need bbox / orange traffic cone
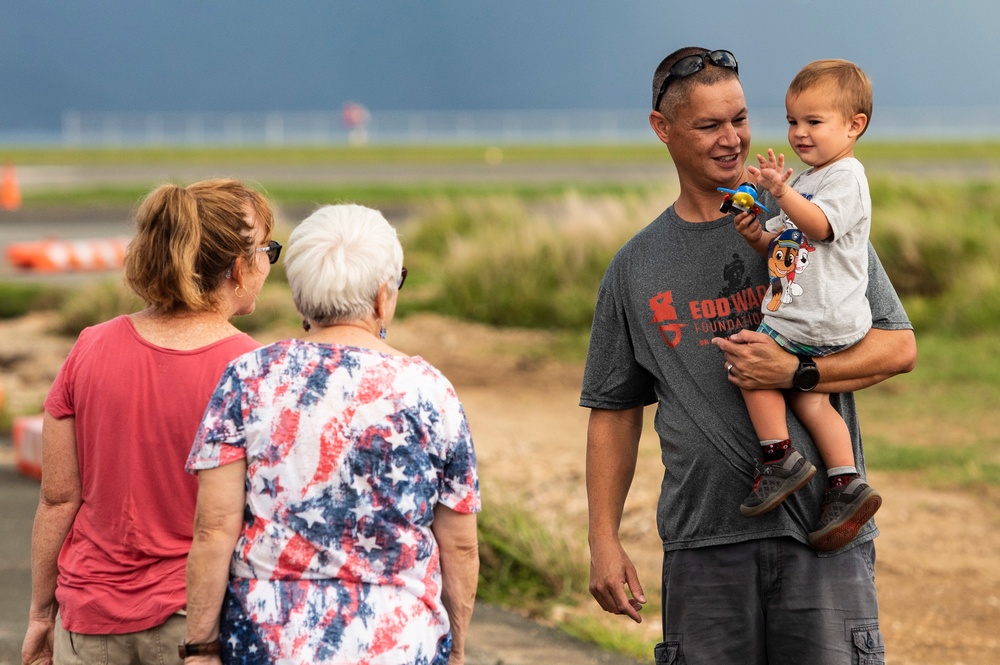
[1,163,22,211]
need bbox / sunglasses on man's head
[653,49,739,111]
[255,240,282,264]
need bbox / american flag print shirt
[187,340,481,664]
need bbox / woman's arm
[22,413,82,665]
[183,461,246,664]
[432,505,479,665]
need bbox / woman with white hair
[181,204,481,665]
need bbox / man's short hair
[652,47,741,119]
[788,59,873,137]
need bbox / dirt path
[2,312,999,663]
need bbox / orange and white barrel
[13,414,44,481]
[6,237,130,272]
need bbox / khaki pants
[54,611,186,665]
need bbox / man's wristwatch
[792,354,820,392]
[178,641,221,658]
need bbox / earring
[302,320,311,332]
[379,324,387,339]
[235,285,247,298]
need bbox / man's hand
[588,538,646,623]
[748,148,793,199]
[712,330,796,390]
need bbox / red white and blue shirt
[187,340,481,665]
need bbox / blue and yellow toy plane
[718,182,769,216]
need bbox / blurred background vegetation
[1,142,998,659]
[5,168,998,339]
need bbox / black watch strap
[793,354,819,392]
[178,641,221,658]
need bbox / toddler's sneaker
[740,447,817,517]
[808,477,882,551]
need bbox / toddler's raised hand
[747,148,794,198]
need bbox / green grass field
[5,140,1000,164]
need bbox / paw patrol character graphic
[783,235,815,304]
[764,228,806,312]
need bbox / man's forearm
[815,327,916,393]
[714,327,915,394]
[586,407,643,543]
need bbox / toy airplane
[718,182,769,216]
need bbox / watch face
[795,365,820,391]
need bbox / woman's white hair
[284,204,403,325]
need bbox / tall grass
[392,178,1000,336]
[476,500,589,611]
[858,331,1000,486]
[0,282,66,319]
[869,178,1000,334]
[476,499,654,661]
[49,278,298,337]
[398,192,664,328]
[10,177,999,338]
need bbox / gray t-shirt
[579,194,912,552]
[764,158,872,346]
